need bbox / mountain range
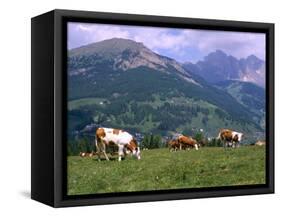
[67,38,265,142]
[69,38,197,84]
[183,50,265,88]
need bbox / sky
[68,22,265,63]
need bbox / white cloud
[68,23,130,49]
[68,22,266,62]
[183,29,266,60]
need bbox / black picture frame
[31,9,274,207]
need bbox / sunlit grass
[67,146,265,195]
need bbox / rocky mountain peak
[68,38,198,85]
[184,50,265,88]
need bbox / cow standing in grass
[168,135,199,151]
[95,127,141,161]
[177,135,199,150]
[168,139,180,152]
[255,140,266,146]
[79,151,95,157]
[217,129,243,148]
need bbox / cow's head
[133,147,141,160]
[127,139,141,160]
[194,141,200,150]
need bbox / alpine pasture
[67,146,265,195]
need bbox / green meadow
[67,146,266,195]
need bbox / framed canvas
[31,9,274,207]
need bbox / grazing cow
[177,135,199,150]
[217,129,243,148]
[79,152,86,157]
[255,140,266,146]
[95,127,141,161]
[79,151,95,157]
[168,139,180,152]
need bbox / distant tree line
[141,134,165,149]
[68,137,94,156]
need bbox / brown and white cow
[95,127,141,161]
[255,140,266,146]
[217,129,243,148]
[177,135,199,150]
[168,135,199,151]
[79,151,95,157]
[168,139,180,152]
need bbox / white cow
[217,129,243,148]
[95,127,141,161]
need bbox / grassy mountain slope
[68,66,262,140]
[215,80,265,128]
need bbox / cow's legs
[118,145,124,162]
[96,138,110,161]
[103,151,110,161]
[96,148,101,161]
[233,142,238,148]
[224,140,228,149]
[101,143,110,161]
[95,138,102,161]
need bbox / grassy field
[67,146,265,195]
